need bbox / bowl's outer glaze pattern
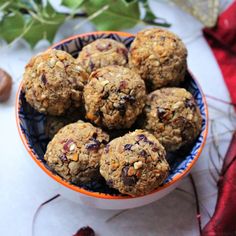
[17,32,207,196]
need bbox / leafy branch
[0,0,170,47]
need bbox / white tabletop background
[0,1,235,235]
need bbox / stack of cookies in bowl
[20,28,203,198]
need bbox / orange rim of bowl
[16,31,209,200]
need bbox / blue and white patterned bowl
[16,31,208,209]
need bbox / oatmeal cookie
[76,39,128,73]
[84,65,146,129]
[129,28,187,89]
[44,120,109,184]
[143,88,202,151]
[23,49,88,115]
[100,130,169,196]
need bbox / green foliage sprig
[0,0,170,47]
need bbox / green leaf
[139,0,156,21]
[61,0,84,9]
[23,2,66,47]
[0,0,15,6]
[84,0,140,31]
[0,12,25,43]
[139,0,171,27]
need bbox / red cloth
[202,3,236,235]
[203,1,236,105]
[202,132,236,235]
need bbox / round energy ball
[84,65,146,129]
[23,49,88,116]
[76,39,128,73]
[129,28,187,89]
[143,88,202,152]
[100,130,169,196]
[44,120,109,184]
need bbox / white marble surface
[0,1,235,236]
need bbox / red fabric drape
[202,132,236,235]
[203,1,236,106]
[202,2,236,235]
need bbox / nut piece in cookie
[84,65,146,129]
[76,39,128,74]
[44,120,109,184]
[23,49,88,116]
[143,87,202,151]
[100,130,169,196]
[129,28,187,90]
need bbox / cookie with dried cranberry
[76,39,128,73]
[84,65,146,129]
[44,120,109,184]
[23,49,88,116]
[129,28,187,89]
[143,88,202,152]
[100,130,169,196]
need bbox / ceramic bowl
[16,31,208,209]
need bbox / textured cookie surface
[84,65,146,129]
[143,88,202,151]
[100,130,169,196]
[129,28,187,89]
[23,49,88,115]
[77,39,128,74]
[44,121,109,184]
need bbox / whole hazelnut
[0,69,12,102]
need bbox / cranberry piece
[89,60,95,71]
[41,74,47,85]
[139,150,148,157]
[86,139,101,151]
[137,134,154,145]
[73,226,95,236]
[156,107,167,122]
[92,132,98,139]
[121,166,137,186]
[101,139,108,145]
[59,154,68,162]
[124,144,133,151]
[94,110,103,117]
[119,80,128,90]
[104,144,110,153]
[63,139,74,152]
[117,103,126,116]
[101,91,109,99]
[152,146,159,152]
[137,134,148,142]
[184,98,196,110]
[121,95,136,104]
